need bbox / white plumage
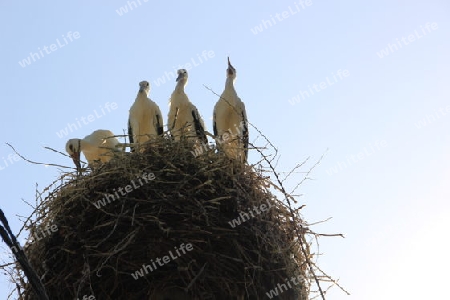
[128,80,163,151]
[65,129,120,172]
[213,57,249,163]
[168,69,207,144]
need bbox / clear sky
[0,1,449,299]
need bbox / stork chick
[168,69,207,144]
[65,129,120,173]
[128,80,164,152]
[213,57,249,163]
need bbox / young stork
[213,57,249,163]
[128,80,164,152]
[168,69,207,144]
[65,129,120,173]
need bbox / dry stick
[0,262,15,268]
[307,217,333,227]
[281,158,311,183]
[186,262,208,291]
[249,143,327,299]
[254,142,349,297]
[0,209,49,300]
[311,262,350,295]
[43,146,68,157]
[17,174,67,238]
[290,150,327,195]
[6,143,73,170]
[314,233,345,238]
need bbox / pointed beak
[70,152,82,174]
[227,57,235,76]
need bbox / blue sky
[0,0,449,299]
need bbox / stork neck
[137,90,148,100]
[225,77,235,90]
[174,81,186,93]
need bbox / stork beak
[71,152,82,174]
[227,57,233,69]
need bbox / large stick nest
[17,138,311,299]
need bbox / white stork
[213,57,249,163]
[128,80,164,152]
[168,69,207,144]
[65,129,120,173]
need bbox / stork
[65,129,120,173]
[213,57,249,163]
[168,69,207,144]
[128,80,164,152]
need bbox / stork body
[213,58,248,163]
[128,81,164,152]
[65,129,120,172]
[168,69,207,144]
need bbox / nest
[16,138,311,299]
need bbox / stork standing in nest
[128,80,164,152]
[213,57,249,163]
[65,129,120,173]
[168,69,207,144]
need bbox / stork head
[65,139,82,173]
[176,69,188,84]
[138,81,150,95]
[227,57,236,80]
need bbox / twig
[186,262,208,291]
[289,150,326,195]
[249,141,328,300]
[281,158,310,183]
[6,143,72,170]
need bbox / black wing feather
[128,119,135,152]
[192,110,207,144]
[155,114,163,136]
[213,112,218,137]
[241,111,249,162]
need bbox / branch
[6,143,73,170]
